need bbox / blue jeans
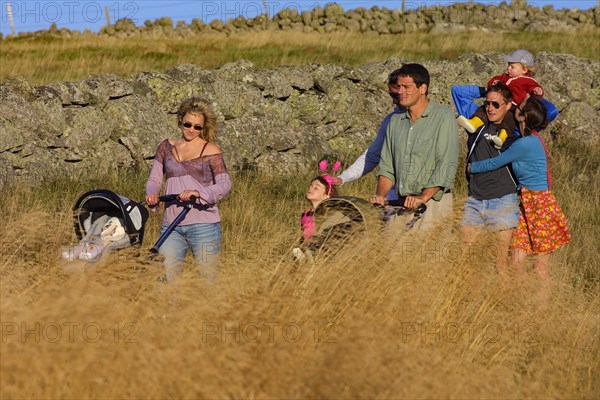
[462,193,519,231]
[158,222,221,282]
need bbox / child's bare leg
[532,253,552,303]
[532,253,551,278]
[511,247,529,277]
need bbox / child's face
[306,180,330,203]
[507,62,528,78]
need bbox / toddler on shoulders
[457,49,544,149]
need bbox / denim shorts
[158,222,221,282]
[461,193,519,231]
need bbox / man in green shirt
[370,63,459,231]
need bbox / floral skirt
[512,187,571,254]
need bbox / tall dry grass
[1,135,599,398]
[1,26,599,397]
[2,29,599,85]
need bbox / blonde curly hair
[523,64,537,77]
[176,97,218,142]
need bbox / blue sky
[0,1,595,36]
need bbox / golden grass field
[1,29,600,399]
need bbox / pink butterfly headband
[318,158,341,195]
[319,159,342,174]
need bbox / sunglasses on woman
[179,121,204,131]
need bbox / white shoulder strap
[466,126,486,162]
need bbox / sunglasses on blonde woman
[179,121,204,131]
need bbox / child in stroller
[300,175,338,241]
[61,189,149,263]
[294,175,427,262]
[293,175,338,261]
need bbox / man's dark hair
[486,82,513,104]
[388,63,430,93]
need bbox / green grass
[2,29,598,85]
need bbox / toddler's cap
[503,49,534,67]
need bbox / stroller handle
[385,197,427,215]
[143,194,197,206]
[157,194,179,203]
[147,194,197,256]
[157,194,198,203]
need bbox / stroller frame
[147,194,196,255]
[303,196,427,259]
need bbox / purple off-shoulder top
[145,140,232,226]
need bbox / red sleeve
[487,73,509,89]
[528,79,544,98]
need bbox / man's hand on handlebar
[403,195,425,209]
[383,196,428,218]
[369,194,386,206]
[380,196,426,211]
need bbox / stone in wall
[0,54,598,188]
[3,3,598,40]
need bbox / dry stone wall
[0,53,598,187]
[1,2,598,40]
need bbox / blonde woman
[146,97,231,282]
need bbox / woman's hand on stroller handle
[178,190,200,203]
[145,193,198,206]
[144,193,160,207]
